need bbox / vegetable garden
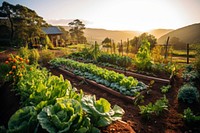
[0,44,200,133]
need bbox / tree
[0,1,48,46]
[169,37,186,50]
[68,19,87,44]
[102,37,111,53]
[130,33,157,52]
[58,26,70,46]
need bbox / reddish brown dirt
[1,49,200,133]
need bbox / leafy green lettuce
[8,106,38,133]
[81,95,125,127]
[37,99,98,133]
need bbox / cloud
[45,19,92,26]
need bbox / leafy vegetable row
[50,58,147,97]
[97,53,133,68]
[2,54,124,133]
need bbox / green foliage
[0,63,10,82]
[97,53,133,68]
[183,108,200,123]
[81,95,124,127]
[45,35,54,49]
[18,47,40,64]
[50,58,147,97]
[38,99,94,133]
[68,19,87,44]
[90,42,101,61]
[178,84,200,104]
[130,33,157,51]
[139,96,168,119]
[152,62,177,77]
[151,45,164,63]
[18,47,30,58]
[194,43,200,73]
[160,85,171,93]
[4,54,124,132]
[182,65,199,83]
[0,1,48,46]
[29,49,40,64]
[8,106,38,133]
[39,49,55,65]
[134,39,153,70]
[17,67,77,107]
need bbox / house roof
[42,26,62,35]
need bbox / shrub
[0,63,10,83]
[29,49,40,64]
[134,39,153,71]
[183,107,200,123]
[45,35,54,49]
[18,47,30,58]
[39,49,55,65]
[139,95,168,119]
[194,44,200,73]
[178,84,200,104]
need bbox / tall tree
[130,33,157,52]
[102,37,111,53]
[58,26,70,46]
[68,19,87,44]
[0,1,48,46]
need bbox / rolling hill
[148,29,173,39]
[62,26,140,43]
[62,26,172,44]
[158,23,200,45]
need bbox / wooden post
[187,43,189,64]
[127,38,129,55]
[165,37,170,59]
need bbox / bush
[183,107,200,124]
[194,44,200,73]
[178,84,200,104]
[139,95,168,119]
[39,49,55,65]
[18,47,30,58]
[0,63,10,83]
[29,49,40,64]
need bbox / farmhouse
[42,26,63,47]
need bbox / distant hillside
[62,26,140,44]
[158,23,200,45]
[84,28,142,43]
[148,29,173,39]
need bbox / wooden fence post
[165,37,170,59]
[126,38,129,55]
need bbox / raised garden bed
[68,58,171,84]
[58,67,148,103]
[49,58,148,98]
[100,66,171,84]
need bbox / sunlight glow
[4,0,200,31]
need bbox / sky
[1,0,200,31]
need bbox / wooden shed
[42,26,63,47]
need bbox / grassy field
[172,49,196,57]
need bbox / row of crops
[49,58,147,97]
[0,55,124,133]
[68,50,177,79]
